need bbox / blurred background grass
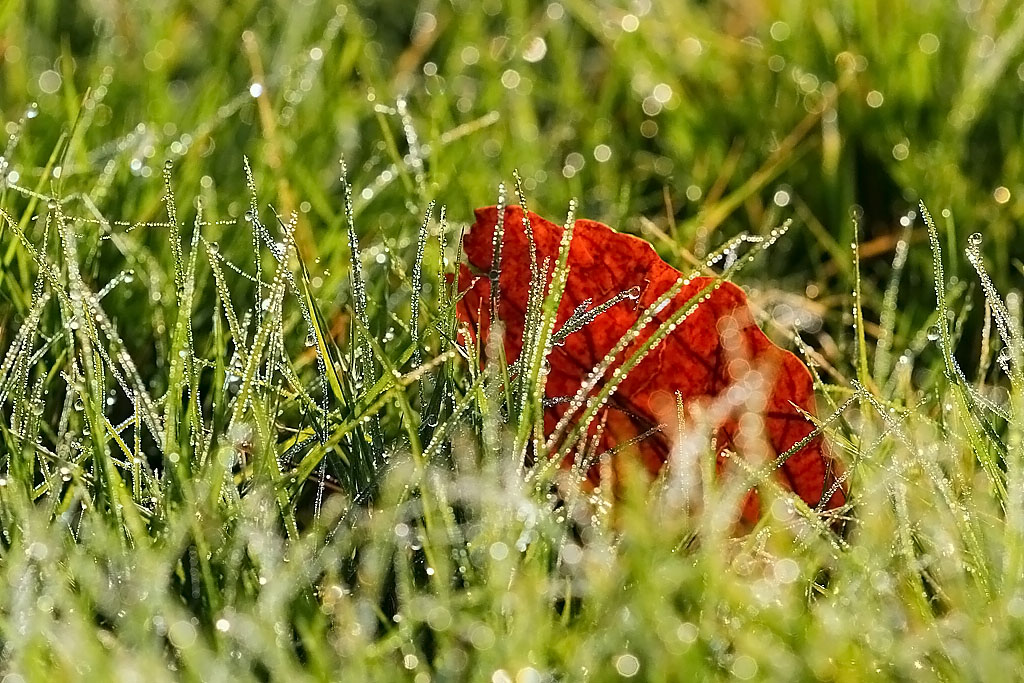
[4,0,1023,364]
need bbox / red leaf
[455,206,845,521]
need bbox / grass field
[2,0,1024,680]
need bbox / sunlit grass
[2,1,1024,680]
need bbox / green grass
[2,0,1024,680]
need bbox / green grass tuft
[2,1,1024,680]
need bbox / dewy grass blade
[410,200,435,415]
[298,258,348,411]
[874,220,911,382]
[410,202,435,366]
[509,172,563,464]
[922,202,1007,506]
[162,184,203,465]
[489,183,507,320]
[227,267,284,467]
[162,159,184,301]
[339,157,383,463]
[850,216,872,393]
[263,205,335,442]
[244,156,264,317]
[966,231,1024,389]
